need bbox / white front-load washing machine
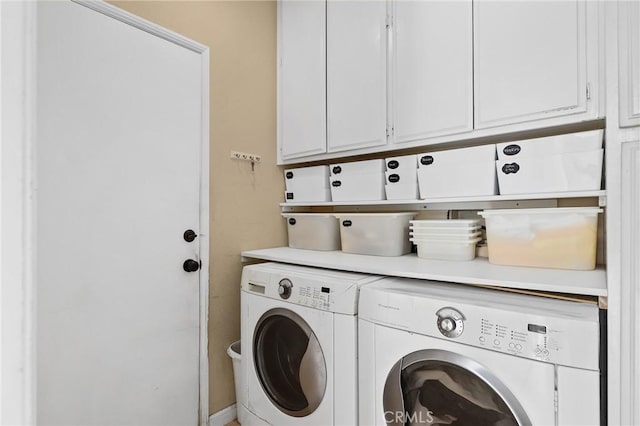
[358,277,603,426]
[239,262,382,425]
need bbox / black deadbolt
[184,229,197,242]
[183,259,200,272]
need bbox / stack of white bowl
[409,219,482,261]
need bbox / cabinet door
[619,1,640,127]
[327,1,387,153]
[474,1,591,129]
[278,0,326,160]
[391,0,473,145]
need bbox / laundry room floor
[224,420,240,426]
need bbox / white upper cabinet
[474,1,598,129]
[391,0,473,145]
[327,1,387,153]
[619,1,640,127]
[278,0,327,161]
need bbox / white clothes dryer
[358,277,603,426]
[239,262,382,425]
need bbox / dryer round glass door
[253,308,327,417]
[383,349,531,426]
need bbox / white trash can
[226,340,245,422]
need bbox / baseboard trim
[208,404,237,426]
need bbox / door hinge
[553,389,559,413]
[586,82,592,100]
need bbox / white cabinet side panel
[619,1,640,127]
[278,0,327,160]
[327,0,387,153]
[391,0,472,144]
[620,141,640,426]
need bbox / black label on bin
[342,220,352,227]
[286,192,294,200]
[501,163,520,174]
[331,180,342,187]
[332,166,342,174]
[387,160,399,169]
[288,218,296,225]
[503,144,521,156]
[388,174,400,183]
[285,171,294,179]
[420,155,434,165]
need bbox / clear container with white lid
[282,213,340,251]
[410,219,482,228]
[410,231,482,241]
[333,212,417,256]
[479,207,602,270]
[412,238,481,261]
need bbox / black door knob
[183,229,197,242]
[183,259,200,272]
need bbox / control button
[535,347,542,355]
[493,339,501,346]
[436,307,466,338]
[516,344,522,350]
[278,278,293,300]
[542,349,549,356]
[441,318,455,332]
[479,336,485,343]
[509,342,515,349]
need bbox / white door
[474,0,590,129]
[391,0,473,145]
[278,0,327,161]
[36,2,206,425]
[327,1,387,153]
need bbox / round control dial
[278,278,293,299]
[436,307,465,338]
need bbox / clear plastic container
[282,214,341,251]
[409,227,481,236]
[410,231,482,241]
[479,207,602,270]
[413,238,481,261]
[333,213,417,256]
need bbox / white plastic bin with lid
[479,207,602,270]
[496,149,603,195]
[417,145,497,198]
[410,219,481,229]
[333,213,417,256]
[283,165,331,203]
[411,238,481,261]
[496,129,603,160]
[226,341,245,424]
[282,213,341,250]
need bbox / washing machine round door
[383,349,531,426]
[253,308,327,417]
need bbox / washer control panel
[436,307,465,338]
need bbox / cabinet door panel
[327,1,387,153]
[474,1,588,129]
[392,0,472,144]
[619,1,640,127]
[278,0,326,160]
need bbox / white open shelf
[280,190,606,211]
[241,247,607,297]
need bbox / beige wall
[110,0,285,414]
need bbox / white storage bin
[386,154,417,173]
[330,159,385,176]
[282,214,340,251]
[496,129,603,160]
[496,149,603,195]
[283,165,331,203]
[479,207,602,270]
[385,169,418,200]
[385,184,419,200]
[333,213,417,256]
[410,219,481,229]
[417,144,496,168]
[412,238,481,261]
[418,160,497,198]
[410,231,482,241]
[330,171,386,202]
[284,188,332,203]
